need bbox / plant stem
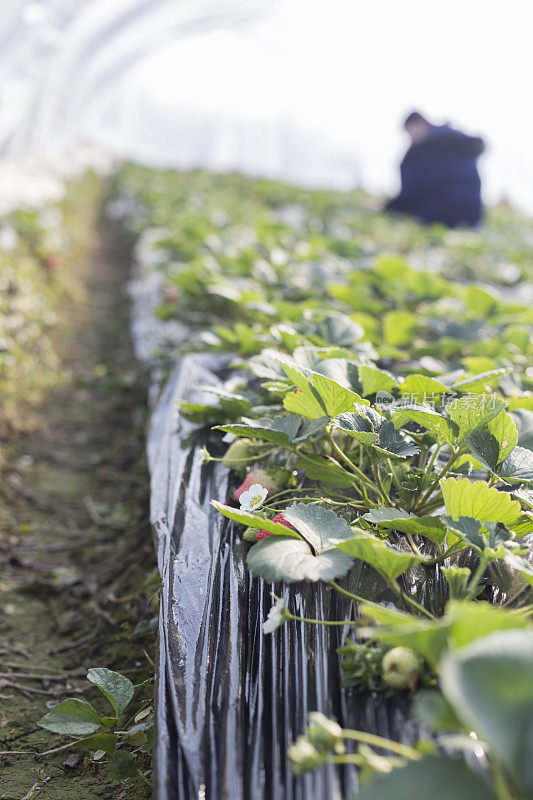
[0,734,109,758]
[211,446,277,464]
[465,553,488,599]
[405,531,422,557]
[328,580,367,604]
[266,494,371,511]
[491,763,518,800]
[264,487,314,503]
[416,447,465,509]
[327,431,381,495]
[370,453,391,504]
[327,754,365,766]
[386,458,402,491]
[422,543,458,566]
[417,496,445,515]
[425,444,442,474]
[289,613,355,627]
[389,581,434,619]
[342,729,421,760]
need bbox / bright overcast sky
[89,0,533,210]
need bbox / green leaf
[364,508,447,546]
[332,409,379,446]
[281,363,325,418]
[440,630,533,797]
[334,408,418,459]
[399,374,449,403]
[246,537,354,583]
[38,699,102,736]
[446,395,506,442]
[504,554,533,587]
[313,372,367,416]
[414,691,464,733]
[368,616,451,668]
[314,312,365,346]
[466,428,500,471]
[282,502,356,553]
[450,367,508,393]
[466,406,519,470]
[76,733,117,753]
[212,501,302,538]
[373,253,410,279]
[445,600,529,650]
[441,516,513,556]
[337,534,421,582]
[383,311,418,346]
[217,415,301,445]
[179,392,252,424]
[511,486,533,508]
[217,414,329,447]
[508,397,533,413]
[282,362,367,419]
[292,416,331,443]
[373,421,419,460]
[107,752,139,780]
[358,601,413,627]
[355,755,498,800]
[358,364,397,396]
[485,410,518,462]
[440,478,522,527]
[365,599,528,668]
[510,513,533,537]
[294,453,355,488]
[394,405,458,446]
[87,668,134,716]
[247,348,287,380]
[499,446,533,483]
[463,284,498,315]
[125,715,154,735]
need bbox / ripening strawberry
[233,468,285,502]
[257,513,296,541]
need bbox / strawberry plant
[117,164,533,799]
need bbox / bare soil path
[0,177,155,800]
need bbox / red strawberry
[272,513,296,529]
[256,513,296,541]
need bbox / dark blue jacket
[386,125,485,227]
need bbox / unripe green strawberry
[222,438,257,473]
[243,526,259,542]
[381,647,419,691]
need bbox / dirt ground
[0,178,156,799]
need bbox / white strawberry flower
[263,597,290,634]
[239,483,268,512]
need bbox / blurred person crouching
[386,111,485,227]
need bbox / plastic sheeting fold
[147,353,418,800]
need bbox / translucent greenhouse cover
[1,1,533,209]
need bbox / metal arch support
[11,0,266,153]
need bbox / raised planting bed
[120,165,533,800]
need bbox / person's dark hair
[403,111,428,129]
